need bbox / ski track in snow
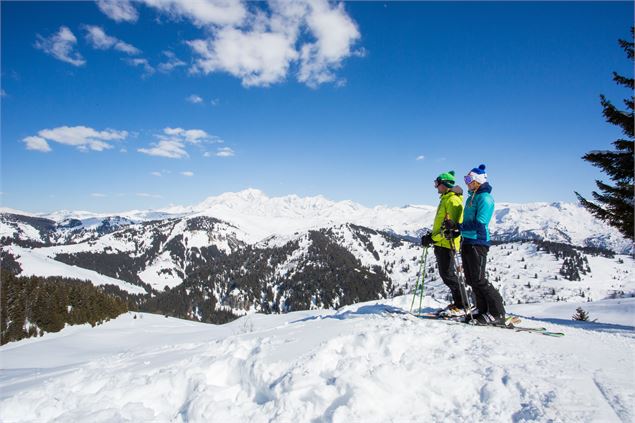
[1,296,634,423]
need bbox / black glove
[443,218,458,230]
[443,228,461,240]
[421,234,433,247]
[442,219,460,239]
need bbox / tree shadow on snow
[517,316,635,335]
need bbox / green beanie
[436,170,456,188]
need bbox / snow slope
[5,245,146,294]
[1,296,633,422]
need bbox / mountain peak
[237,188,268,199]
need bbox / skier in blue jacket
[445,164,506,325]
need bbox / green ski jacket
[431,190,464,250]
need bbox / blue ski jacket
[460,182,494,246]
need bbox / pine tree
[572,306,590,321]
[576,28,634,241]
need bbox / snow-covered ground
[2,296,633,422]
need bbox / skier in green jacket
[420,171,465,317]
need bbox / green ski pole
[409,246,429,314]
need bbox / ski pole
[417,246,429,315]
[409,245,428,314]
[442,214,474,322]
[448,236,474,322]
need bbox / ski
[508,326,565,337]
[411,313,564,337]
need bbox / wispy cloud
[138,127,222,159]
[157,51,186,73]
[210,98,220,106]
[91,193,107,198]
[125,58,155,77]
[214,147,235,157]
[416,155,425,161]
[96,0,138,23]
[138,140,188,159]
[136,193,163,199]
[84,25,141,55]
[186,94,203,104]
[22,126,128,153]
[181,171,194,177]
[151,171,162,177]
[35,26,85,67]
[1,89,7,97]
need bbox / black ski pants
[461,243,506,318]
[434,246,465,308]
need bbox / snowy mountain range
[1,189,633,322]
[2,188,631,252]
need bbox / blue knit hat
[466,164,487,184]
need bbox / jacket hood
[439,187,463,199]
[450,185,464,195]
[469,182,492,195]
[476,182,492,194]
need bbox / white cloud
[138,127,222,159]
[151,171,162,177]
[298,1,360,87]
[158,51,186,73]
[142,0,247,27]
[416,155,425,161]
[84,25,141,55]
[22,136,52,153]
[125,58,155,76]
[1,89,6,97]
[138,140,188,159]
[187,27,298,87]
[91,193,107,198]
[210,98,220,106]
[185,0,361,88]
[35,26,85,67]
[23,126,128,153]
[136,193,163,199]
[186,94,203,104]
[96,0,139,23]
[181,171,194,177]
[215,147,234,157]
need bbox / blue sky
[1,1,633,213]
